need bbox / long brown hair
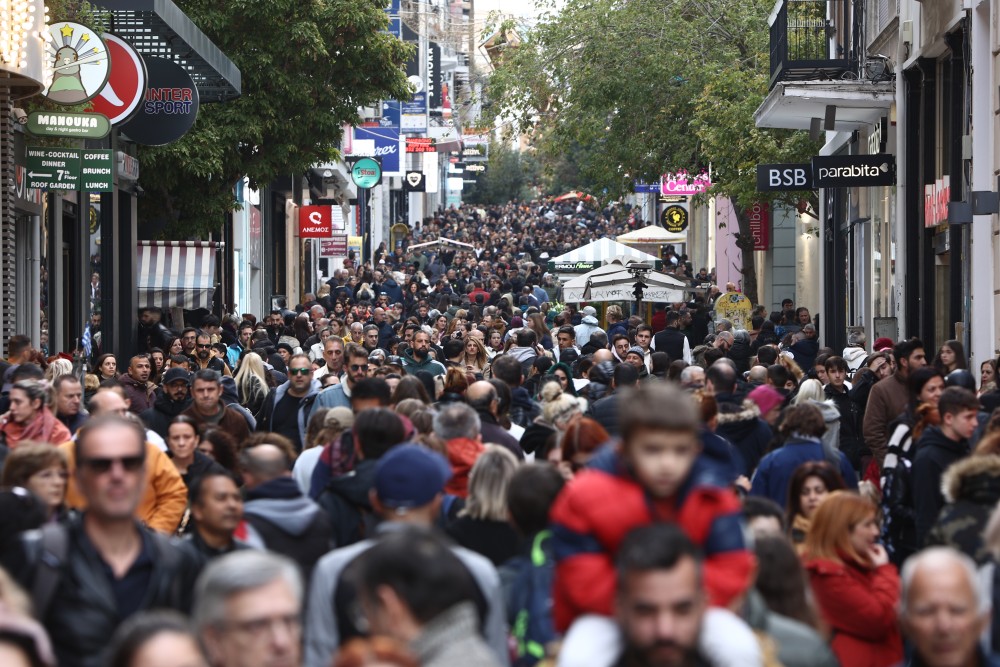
[785,461,847,528]
[804,491,877,567]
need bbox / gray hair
[679,366,704,384]
[433,403,481,440]
[193,550,302,630]
[716,318,733,332]
[899,547,989,617]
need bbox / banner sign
[661,171,712,196]
[320,235,348,257]
[427,41,442,108]
[119,56,199,146]
[811,154,895,187]
[299,206,333,237]
[406,137,436,153]
[634,182,660,193]
[88,33,148,126]
[756,163,813,191]
[379,100,400,129]
[749,202,770,250]
[924,176,951,228]
[352,126,399,174]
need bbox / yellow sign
[661,205,689,233]
[715,291,753,330]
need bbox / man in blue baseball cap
[303,444,510,667]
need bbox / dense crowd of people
[0,200,996,667]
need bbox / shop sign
[26,147,80,189]
[379,100,400,129]
[119,57,200,146]
[401,92,427,133]
[26,111,110,139]
[756,163,813,191]
[79,150,114,191]
[88,33,148,126]
[320,235,348,257]
[749,202,770,250]
[351,157,383,189]
[634,181,659,193]
[811,155,895,187]
[403,171,426,191]
[427,41,442,108]
[117,151,139,181]
[550,261,599,272]
[464,164,486,178]
[43,22,111,106]
[661,170,712,196]
[461,144,488,161]
[924,176,951,228]
[660,204,689,233]
[299,206,333,237]
[406,137,436,153]
[352,126,399,174]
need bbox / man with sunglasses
[13,416,198,667]
[193,333,232,377]
[257,354,322,453]
[310,344,372,415]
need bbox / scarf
[1,407,71,448]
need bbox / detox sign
[351,157,382,189]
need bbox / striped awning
[137,241,218,310]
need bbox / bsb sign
[756,156,895,190]
[756,164,813,191]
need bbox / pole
[359,187,369,264]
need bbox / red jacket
[805,557,902,667]
[445,437,484,498]
[549,453,753,631]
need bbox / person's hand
[734,475,751,492]
[870,543,889,567]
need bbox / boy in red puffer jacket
[550,382,754,632]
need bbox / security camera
[11,108,27,124]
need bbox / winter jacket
[400,349,447,376]
[413,602,502,667]
[180,402,251,448]
[9,517,199,667]
[175,450,226,489]
[842,346,869,374]
[446,516,522,567]
[728,339,753,376]
[478,411,525,460]
[508,386,541,429]
[519,419,557,456]
[445,437,486,498]
[378,277,403,304]
[715,396,773,477]
[315,459,378,547]
[788,339,819,373]
[573,316,604,348]
[863,372,910,464]
[550,451,753,631]
[507,346,538,377]
[912,426,970,546]
[243,476,335,582]
[825,383,866,469]
[741,589,839,667]
[652,326,691,365]
[588,393,622,437]
[118,372,155,413]
[805,557,902,667]
[750,436,858,508]
[500,530,556,667]
[139,391,191,439]
[880,412,920,565]
[255,379,321,452]
[927,455,1000,564]
[61,441,188,534]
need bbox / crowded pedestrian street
[3,0,1000,666]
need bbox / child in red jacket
[550,382,754,632]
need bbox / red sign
[320,235,349,257]
[749,202,770,251]
[406,137,436,153]
[298,206,333,238]
[87,34,147,126]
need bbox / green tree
[482,0,819,303]
[135,0,412,237]
[463,143,539,204]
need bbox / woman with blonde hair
[43,359,73,383]
[804,491,902,667]
[461,336,490,375]
[791,378,825,405]
[233,352,269,416]
[446,445,521,566]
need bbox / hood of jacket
[941,455,1000,504]
[507,346,537,363]
[118,373,150,392]
[715,399,766,441]
[271,378,321,404]
[842,346,868,368]
[244,477,322,536]
[401,349,440,369]
[580,315,598,326]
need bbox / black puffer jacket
[139,391,191,439]
[927,455,1000,564]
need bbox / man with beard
[265,309,285,345]
[193,333,232,377]
[180,327,199,358]
[140,367,193,439]
[118,354,156,413]
[401,330,446,377]
[180,470,250,566]
[182,370,250,445]
[310,344,373,414]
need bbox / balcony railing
[769,0,858,90]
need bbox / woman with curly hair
[461,336,490,375]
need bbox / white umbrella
[563,259,689,303]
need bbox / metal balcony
[769,0,857,90]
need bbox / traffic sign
[26,147,81,190]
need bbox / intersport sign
[811,155,895,188]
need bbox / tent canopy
[617,225,688,245]
[407,237,475,251]
[563,258,689,303]
[137,241,219,310]
[548,237,661,272]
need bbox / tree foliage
[134,0,412,237]
[463,144,540,204]
[482,0,819,303]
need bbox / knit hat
[873,337,894,352]
[748,385,784,416]
[626,346,645,359]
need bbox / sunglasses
[350,364,369,372]
[80,455,144,473]
[197,344,212,349]
[288,367,311,376]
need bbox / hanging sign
[351,157,383,189]
[756,163,814,191]
[299,206,333,238]
[811,155,896,187]
[119,57,199,146]
[88,33,149,126]
[43,22,111,105]
[661,171,712,196]
[660,205,689,233]
[26,111,110,139]
[749,202,770,250]
[403,171,426,191]
[320,236,349,257]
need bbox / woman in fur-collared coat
[926,454,1000,564]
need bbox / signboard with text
[811,154,895,188]
[298,206,333,238]
[661,171,712,196]
[320,235,348,257]
[26,147,113,191]
[756,163,813,191]
[748,202,770,250]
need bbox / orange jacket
[445,437,485,498]
[60,441,188,534]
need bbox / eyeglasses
[288,367,311,376]
[80,455,144,473]
[197,344,212,349]
[349,364,369,372]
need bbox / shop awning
[547,237,661,273]
[754,80,895,132]
[137,241,218,310]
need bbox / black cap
[162,368,191,385]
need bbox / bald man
[900,547,996,667]
[592,349,614,364]
[61,389,188,533]
[240,438,334,581]
[466,381,524,460]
